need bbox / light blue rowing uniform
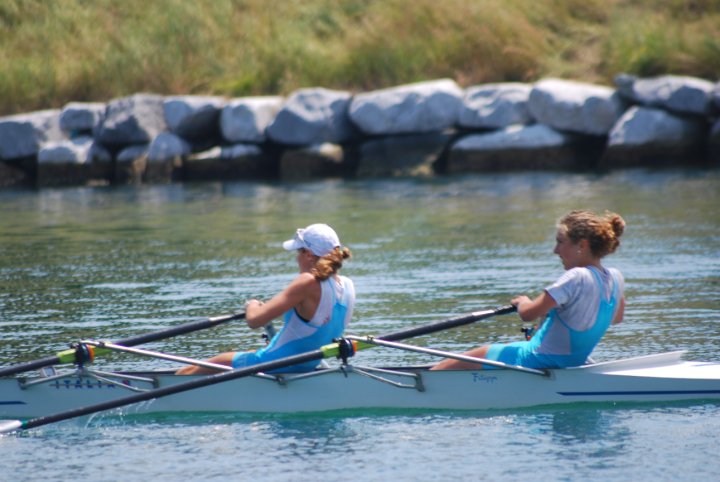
[232,275,355,373]
[486,266,623,369]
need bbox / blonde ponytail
[312,246,352,281]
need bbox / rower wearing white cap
[177,223,354,374]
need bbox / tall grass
[0,0,718,116]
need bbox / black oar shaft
[379,305,516,341]
[114,312,246,347]
[0,312,246,378]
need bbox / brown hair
[559,210,625,258]
[311,246,352,281]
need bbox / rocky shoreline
[0,74,718,188]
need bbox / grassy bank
[1,0,719,116]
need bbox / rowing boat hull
[2,352,719,418]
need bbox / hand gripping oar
[0,305,514,434]
[0,311,247,378]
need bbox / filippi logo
[471,373,498,384]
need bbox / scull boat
[2,348,720,419]
[1,306,719,432]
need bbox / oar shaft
[0,311,246,378]
[379,305,516,341]
[115,312,246,347]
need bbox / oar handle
[0,311,246,378]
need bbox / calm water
[1,170,719,481]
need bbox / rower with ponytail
[433,210,626,371]
[178,223,355,375]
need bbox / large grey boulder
[458,83,533,129]
[446,124,585,171]
[163,96,225,141]
[349,79,463,135]
[615,74,716,116]
[528,79,625,136]
[0,110,64,160]
[220,96,284,144]
[604,106,708,166]
[608,106,706,146]
[453,124,574,150]
[37,136,112,186]
[38,136,111,164]
[95,94,167,147]
[59,102,106,134]
[353,133,450,177]
[266,88,356,145]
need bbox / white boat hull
[2,352,719,419]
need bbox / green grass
[0,0,718,116]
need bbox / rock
[349,79,463,135]
[115,144,149,184]
[59,102,106,134]
[145,132,189,183]
[353,133,450,177]
[38,136,111,164]
[0,110,64,161]
[446,124,586,171]
[95,94,167,147]
[615,74,716,116]
[36,136,112,186]
[604,106,708,166]
[147,132,191,163]
[528,78,625,136]
[278,143,348,180]
[220,96,284,143]
[183,144,275,180]
[266,88,356,145]
[163,96,225,141]
[458,83,533,129]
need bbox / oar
[378,305,516,341]
[0,311,247,378]
[0,305,514,434]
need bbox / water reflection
[545,408,630,451]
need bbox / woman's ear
[579,238,590,254]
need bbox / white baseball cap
[282,223,341,257]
